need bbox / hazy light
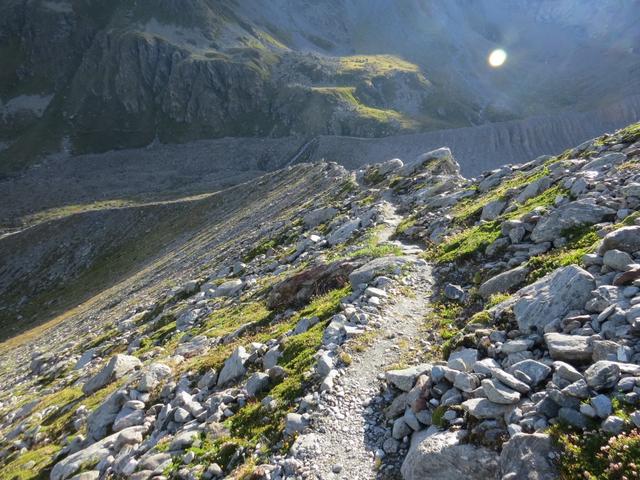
[488,49,507,67]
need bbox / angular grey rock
[315,352,334,378]
[531,200,615,243]
[583,152,627,170]
[444,283,465,301]
[490,368,530,393]
[544,333,592,363]
[328,219,361,246]
[481,199,506,221]
[479,266,529,299]
[602,415,626,434]
[213,279,244,297]
[245,372,271,397]
[473,358,501,375]
[513,266,594,332]
[392,417,413,439]
[170,430,201,450]
[86,390,128,441]
[462,398,514,419]
[515,175,552,204]
[499,433,558,480]
[349,256,408,288]
[262,347,282,370]
[51,427,143,480]
[481,378,520,404]
[562,379,590,400]
[453,371,479,392]
[603,249,634,271]
[509,360,551,386]
[217,346,250,386]
[285,413,308,435]
[138,363,172,392]
[386,364,432,392]
[591,394,613,418]
[113,407,144,431]
[584,361,621,391]
[376,158,404,176]
[401,429,498,480]
[553,361,584,382]
[447,348,478,372]
[558,407,589,429]
[303,207,339,228]
[83,354,141,395]
[400,147,458,176]
[599,226,640,254]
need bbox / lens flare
[488,49,507,68]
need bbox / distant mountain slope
[2,93,638,229]
[1,0,639,170]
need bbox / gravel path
[296,204,433,479]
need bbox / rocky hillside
[1,0,639,171]
[0,122,640,480]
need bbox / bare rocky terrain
[3,93,639,235]
[1,121,640,479]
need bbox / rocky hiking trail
[293,204,435,479]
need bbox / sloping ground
[2,93,638,231]
[0,162,349,342]
[1,122,640,480]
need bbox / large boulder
[400,147,460,177]
[513,266,595,332]
[499,433,559,480]
[401,429,498,480]
[530,200,616,243]
[267,261,358,310]
[82,354,141,395]
[599,226,640,254]
[349,256,408,288]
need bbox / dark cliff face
[1,0,639,169]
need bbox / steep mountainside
[1,0,639,171]
[0,121,639,479]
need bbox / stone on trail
[386,364,432,392]
[349,256,408,288]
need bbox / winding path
[295,203,433,479]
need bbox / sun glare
[488,48,507,68]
